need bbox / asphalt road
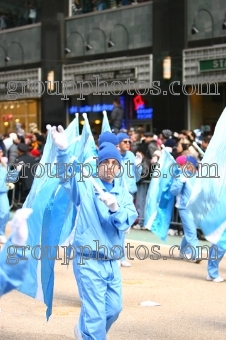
[0,228,225,339]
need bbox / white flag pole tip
[82,113,87,119]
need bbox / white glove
[10,208,33,246]
[165,147,172,153]
[16,161,24,172]
[50,125,68,150]
[180,176,187,183]
[151,155,158,164]
[125,227,131,234]
[98,192,119,212]
[6,183,15,190]
[135,152,143,166]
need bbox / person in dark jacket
[143,132,159,160]
[15,143,36,204]
[110,98,124,134]
[0,135,7,157]
[133,144,151,230]
[7,133,20,166]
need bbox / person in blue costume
[206,245,225,283]
[51,125,138,340]
[0,208,32,297]
[0,146,23,244]
[170,155,201,263]
[98,131,119,149]
[116,133,142,267]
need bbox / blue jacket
[170,168,196,210]
[118,151,141,194]
[0,163,18,194]
[0,238,28,297]
[57,149,138,259]
[0,165,9,194]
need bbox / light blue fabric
[207,245,226,279]
[151,181,175,241]
[118,151,141,194]
[80,115,98,175]
[0,193,9,236]
[187,107,226,245]
[73,255,122,340]
[101,112,111,133]
[179,209,199,259]
[0,238,28,297]
[170,168,199,258]
[144,148,175,240]
[120,233,127,262]
[0,164,18,235]
[19,116,81,320]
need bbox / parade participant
[117,132,142,267]
[0,147,22,244]
[206,245,225,282]
[51,125,138,340]
[0,208,32,297]
[98,131,119,149]
[0,146,9,244]
[133,143,151,230]
[170,155,201,263]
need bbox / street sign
[199,58,226,72]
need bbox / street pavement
[1,227,226,339]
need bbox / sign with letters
[74,68,137,82]
[199,59,226,72]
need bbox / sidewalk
[1,226,226,339]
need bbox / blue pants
[179,209,199,259]
[207,245,226,279]
[73,255,122,340]
[0,193,10,236]
[121,192,135,262]
[121,232,126,262]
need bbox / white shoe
[121,260,131,267]
[133,224,141,230]
[206,274,224,282]
[168,229,177,236]
[180,252,193,260]
[74,325,83,340]
[179,252,184,259]
[180,253,202,263]
[0,235,7,244]
[191,258,202,264]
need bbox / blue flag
[101,110,111,133]
[187,107,226,250]
[144,148,175,241]
[19,116,81,320]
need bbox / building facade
[0,0,225,135]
